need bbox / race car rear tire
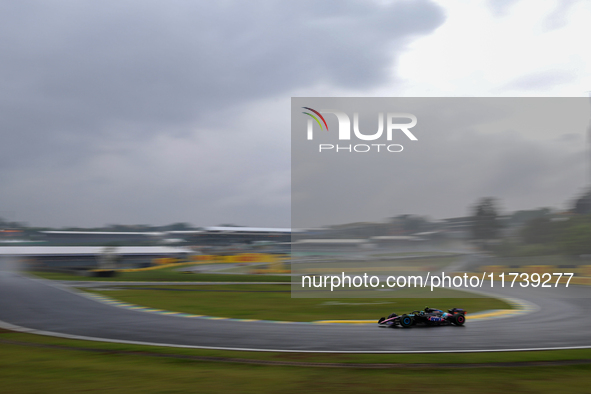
[399,314,414,328]
[378,317,385,324]
[453,314,466,326]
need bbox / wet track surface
[1,262,590,352]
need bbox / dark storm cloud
[1,0,444,135]
[0,0,445,227]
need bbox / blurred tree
[573,190,591,214]
[471,197,502,245]
[395,214,429,234]
[520,217,561,244]
[510,208,552,224]
[162,222,193,231]
[560,215,591,255]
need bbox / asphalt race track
[1,258,590,353]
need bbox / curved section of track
[1,268,590,353]
[79,287,536,324]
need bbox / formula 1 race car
[378,307,466,328]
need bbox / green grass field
[29,268,291,282]
[84,284,512,321]
[2,331,591,394]
[3,330,591,366]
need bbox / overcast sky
[1,0,591,228]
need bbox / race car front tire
[399,314,414,328]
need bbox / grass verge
[3,330,591,365]
[28,268,291,282]
[1,330,591,394]
[82,284,512,321]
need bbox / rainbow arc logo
[301,107,329,131]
